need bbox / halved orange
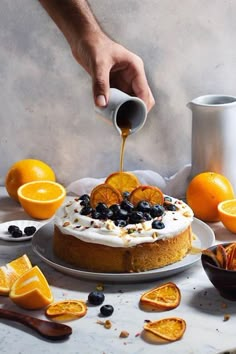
[218,199,236,233]
[17,180,66,219]
[144,317,186,342]
[105,172,140,194]
[0,254,32,296]
[46,300,87,322]
[129,185,164,206]
[9,266,53,310]
[140,282,181,310]
[90,183,122,208]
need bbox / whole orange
[5,159,56,201]
[186,172,234,222]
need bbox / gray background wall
[1,0,236,187]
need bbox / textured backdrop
[1,0,236,188]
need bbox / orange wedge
[9,266,53,310]
[46,300,87,322]
[129,185,164,206]
[17,181,66,219]
[0,254,32,296]
[144,317,186,342]
[90,183,122,208]
[105,172,140,194]
[140,282,181,310]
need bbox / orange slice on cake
[144,317,186,342]
[105,172,140,194]
[129,185,164,206]
[140,282,181,310]
[90,183,122,208]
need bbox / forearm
[38,0,102,47]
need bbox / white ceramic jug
[188,94,236,192]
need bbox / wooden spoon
[0,308,72,340]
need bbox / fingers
[91,59,111,107]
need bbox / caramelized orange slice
[144,317,186,342]
[129,185,164,206]
[140,282,181,310]
[216,244,227,269]
[105,172,140,194]
[46,300,87,322]
[227,243,236,270]
[202,249,221,267]
[90,183,122,208]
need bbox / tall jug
[188,94,236,192]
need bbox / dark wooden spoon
[0,308,72,340]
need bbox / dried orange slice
[216,244,227,269]
[227,243,236,270]
[129,185,164,206]
[202,249,221,267]
[140,282,181,310]
[46,300,87,322]
[144,317,186,342]
[90,183,122,208]
[105,172,140,194]
[9,266,53,310]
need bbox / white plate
[0,220,43,242]
[32,218,215,283]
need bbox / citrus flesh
[105,172,140,194]
[17,181,66,219]
[186,172,234,222]
[140,282,181,310]
[46,300,87,322]
[90,183,122,208]
[218,199,236,233]
[129,185,164,206]
[144,317,186,341]
[10,266,53,310]
[5,159,55,201]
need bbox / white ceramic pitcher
[188,94,236,192]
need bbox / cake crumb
[223,314,230,321]
[119,330,129,338]
[97,320,112,329]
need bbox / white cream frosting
[54,196,194,247]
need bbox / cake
[53,192,194,273]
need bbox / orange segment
[218,199,236,233]
[144,317,186,342]
[129,185,164,206]
[17,181,66,219]
[46,300,87,322]
[105,172,140,194]
[90,183,122,208]
[0,254,32,296]
[140,282,181,310]
[9,266,53,310]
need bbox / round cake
[53,194,194,273]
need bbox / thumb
[92,64,110,107]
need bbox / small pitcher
[188,94,236,192]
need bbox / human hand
[71,32,155,112]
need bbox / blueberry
[100,209,114,220]
[120,200,134,213]
[80,206,93,215]
[8,225,20,234]
[150,204,165,218]
[79,194,90,206]
[24,226,36,236]
[100,304,114,317]
[88,291,105,305]
[122,191,130,200]
[143,212,152,221]
[152,220,165,229]
[96,203,109,214]
[128,211,145,224]
[164,203,177,211]
[109,204,121,215]
[136,200,151,213]
[164,196,172,203]
[114,219,127,227]
[91,210,101,219]
[115,209,128,220]
[11,229,23,238]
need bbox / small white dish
[0,220,43,242]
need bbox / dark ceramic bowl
[201,243,236,301]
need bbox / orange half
[129,185,164,206]
[218,199,236,233]
[105,172,140,194]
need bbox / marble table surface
[1,187,236,354]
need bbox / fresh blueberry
[8,225,20,234]
[120,200,134,213]
[115,209,129,220]
[79,194,90,206]
[150,204,165,218]
[88,291,105,305]
[80,206,93,215]
[100,304,114,317]
[143,212,152,221]
[152,220,165,229]
[109,204,121,215]
[11,229,23,238]
[164,196,172,203]
[96,203,109,214]
[129,211,145,224]
[122,191,130,200]
[164,203,177,211]
[114,219,127,227]
[91,210,101,219]
[100,209,114,220]
[136,200,151,213]
[24,226,36,236]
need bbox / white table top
[1,186,236,354]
